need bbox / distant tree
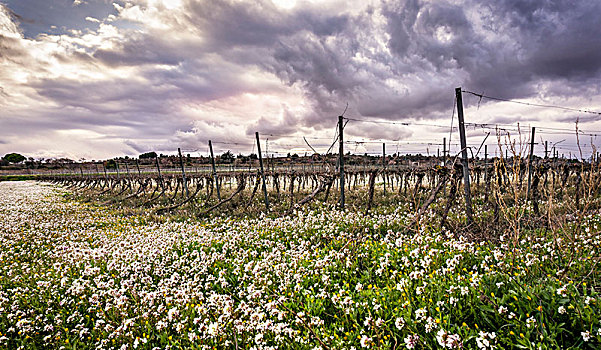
[220,151,235,163]
[105,159,117,169]
[139,151,158,159]
[290,153,299,159]
[249,153,258,160]
[3,153,26,164]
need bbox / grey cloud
[184,0,350,49]
[246,106,301,137]
[346,123,413,141]
[2,0,601,159]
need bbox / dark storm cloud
[2,0,601,158]
[185,0,350,48]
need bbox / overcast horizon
[2,0,601,160]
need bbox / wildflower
[404,334,419,349]
[425,317,437,333]
[395,317,405,330]
[476,331,496,349]
[436,329,462,348]
[582,331,591,342]
[558,306,566,314]
[526,316,536,328]
[360,335,372,348]
[208,322,219,336]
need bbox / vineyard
[2,90,601,349]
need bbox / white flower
[476,331,496,349]
[436,329,448,348]
[437,329,463,349]
[526,316,536,328]
[404,334,419,349]
[498,306,507,315]
[425,317,437,333]
[582,331,591,342]
[415,308,427,321]
[558,306,566,314]
[208,322,219,336]
[360,335,372,348]
[395,317,405,330]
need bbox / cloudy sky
[1,0,601,160]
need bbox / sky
[1,0,601,160]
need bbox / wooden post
[208,140,221,201]
[382,142,386,195]
[443,137,447,166]
[455,87,473,223]
[136,159,141,176]
[484,145,488,168]
[155,156,163,187]
[338,115,345,209]
[544,141,549,159]
[484,145,489,202]
[256,132,270,211]
[527,127,536,199]
[178,148,189,197]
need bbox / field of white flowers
[0,181,600,349]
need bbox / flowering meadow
[0,181,600,349]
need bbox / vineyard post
[484,145,489,202]
[256,132,270,211]
[135,159,141,176]
[383,142,386,195]
[527,127,536,199]
[178,148,189,197]
[443,137,447,195]
[79,165,84,177]
[116,161,120,179]
[443,137,447,166]
[339,115,345,210]
[155,156,163,187]
[209,140,221,201]
[95,163,100,176]
[103,162,108,180]
[545,141,549,159]
[455,87,473,224]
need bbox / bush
[3,153,26,164]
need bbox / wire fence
[3,88,601,177]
